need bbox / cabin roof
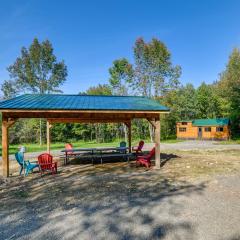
[179,118,230,126]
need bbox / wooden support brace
[147,118,156,129]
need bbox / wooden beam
[46,121,52,153]
[4,111,163,120]
[154,116,161,169]
[48,118,132,124]
[1,109,169,114]
[2,116,17,177]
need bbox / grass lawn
[0,138,183,156]
[4,141,121,156]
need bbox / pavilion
[0,94,170,177]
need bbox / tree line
[1,38,240,144]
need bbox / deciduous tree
[2,38,68,145]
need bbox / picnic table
[61,147,132,165]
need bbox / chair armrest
[30,160,38,164]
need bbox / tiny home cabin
[176,118,230,140]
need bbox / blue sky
[0,0,240,94]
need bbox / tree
[196,82,221,119]
[160,84,197,139]
[2,38,68,144]
[84,84,112,95]
[218,48,240,136]
[108,59,134,141]
[109,58,133,95]
[133,38,181,97]
[132,38,181,141]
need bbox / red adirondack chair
[136,147,155,168]
[132,140,144,155]
[38,153,57,175]
[64,143,79,162]
[65,143,73,152]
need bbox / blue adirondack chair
[119,141,127,153]
[15,152,39,176]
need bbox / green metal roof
[0,94,170,112]
[192,118,230,126]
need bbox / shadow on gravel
[68,152,180,167]
[160,153,180,168]
[0,161,205,240]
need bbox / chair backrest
[120,141,126,148]
[38,153,53,165]
[147,147,155,160]
[15,152,24,166]
[65,143,73,153]
[137,140,145,151]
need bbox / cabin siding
[176,121,230,140]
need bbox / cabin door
[198,127,202,139]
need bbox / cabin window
[181,122,188,125]
[179,127,187,132]
[205,127,211,132]
[216,127,224,132]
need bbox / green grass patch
[2,140,145,156]
[0,138,183,156]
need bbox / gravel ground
[0,141,240,240]
[0,164,240,240]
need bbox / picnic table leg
[91,150,94,165]
[65,152,67,165]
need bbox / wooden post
[155,116,161,169]
[128,121,132,153]
[2,116,16,177]
[47,121,52,153]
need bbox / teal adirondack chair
[15,152,39,176]
[119,141,127,153]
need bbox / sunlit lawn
[3,141,121,156]
[0,138,183,156]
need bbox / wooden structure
[0,94,170,177]
[176,118,230,140]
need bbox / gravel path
[159,140,240,151]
